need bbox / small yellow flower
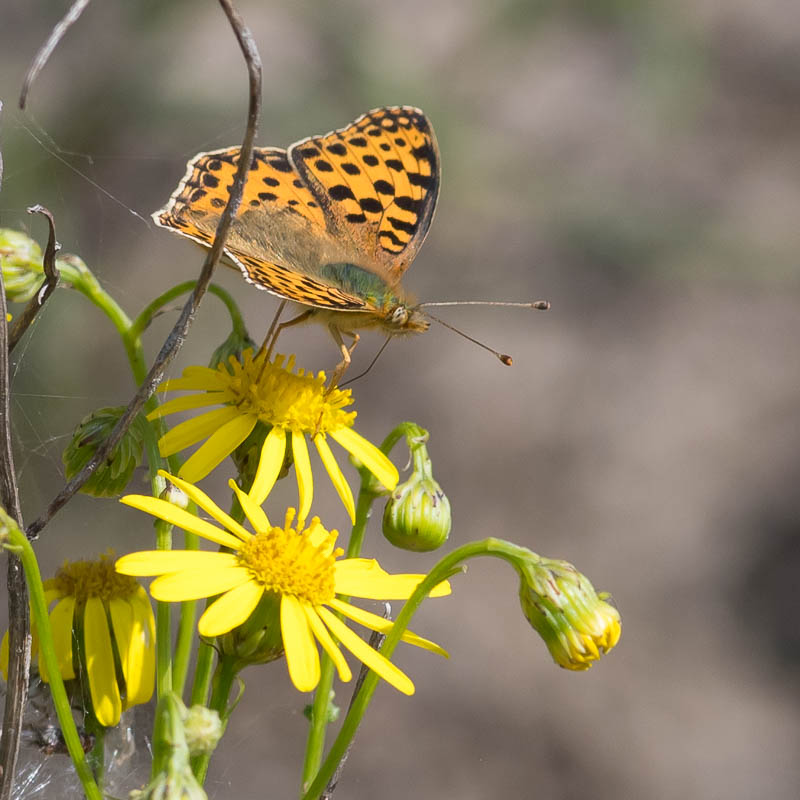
[0,553,155,727]
[148,351,399,523]
[117,471,450,695]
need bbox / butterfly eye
[391,306,409,326]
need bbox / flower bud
[183,705,222,758]
[382,436,451,551]
[62,407,144,497]
[209,329,257,373]
[0,229,45,303]
[134,693,207,800]
[217,592,284,671]
[517,554,620,671]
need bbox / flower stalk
[0,511,102,800]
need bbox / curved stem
[1,519,102,800]
[130,281,247,344]
[302,539,518,800]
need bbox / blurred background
[2,0,800,797]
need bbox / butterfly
[153,106,440,380]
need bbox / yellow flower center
[237,515,341,606]
[221,350,356,434]
[52,553,139,603]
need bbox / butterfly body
[154,106,440,347]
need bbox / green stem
[302,538,516,800]
[301,470,382,790]
[129,280,247,343]
[191,656,238,783]
[1,521,102,800]
[189,641,215,708]
[172,533,199,698]
[84,717,106,788]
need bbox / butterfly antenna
[339,336,393,387]
[420,310,517,366]
[419,300,551,310]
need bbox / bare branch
[8,205,61,353]
[19,0,93,110]
[25,0,262,538]
[0,100,31,797]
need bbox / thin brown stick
[0,103,31,799]
[19,0,93,110]
[25,0,262,537]
[8,205,61,353]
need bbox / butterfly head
[385,304,430,335]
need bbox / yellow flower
[0,553,155,727]
[117,471,450,695]
[148,350,398,524]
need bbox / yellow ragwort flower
[117,471,450,695]
[148,350,399,523]
[0,553,155,727]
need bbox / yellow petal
[281,595,319,692]
[228,480,270,533]
[302,605,352,683]
[198,580,264,637]
[50,595,76,680]
[314,435,355,523]
[0,632,7,681]
[120,495,244,550]
[158,406,242,457]
[83,597,121,727]
[249,426,286,505]
[334,559,452,599]
[291,431,313,524]
[116,550,239,576]
[316,606,414,695]
[328,598,449,658]
[146,391,228,421]
[329,427,398,491]
[128,587,156,705]
[178,413,257,482]
[150,565,251,602]
[109,596,154,708]
[157,366,226,392]
[159,471,251,541]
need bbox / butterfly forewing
[288,106,440,280]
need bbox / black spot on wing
[329,185,356,201]
[359,197,383,213]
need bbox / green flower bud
[134,692,207,800]
[183,705,222,758]
[383,435,451,551]
[62,407,144,497]
[218,592,284,671]
[0,229,45,303]
[517,554,620,671]
[209,329,257,373]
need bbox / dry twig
[0,100,32,800]
[26,0,262,537]
[8,205,61,353]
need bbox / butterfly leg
[256,308,314,381]
[327,325,360,390]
